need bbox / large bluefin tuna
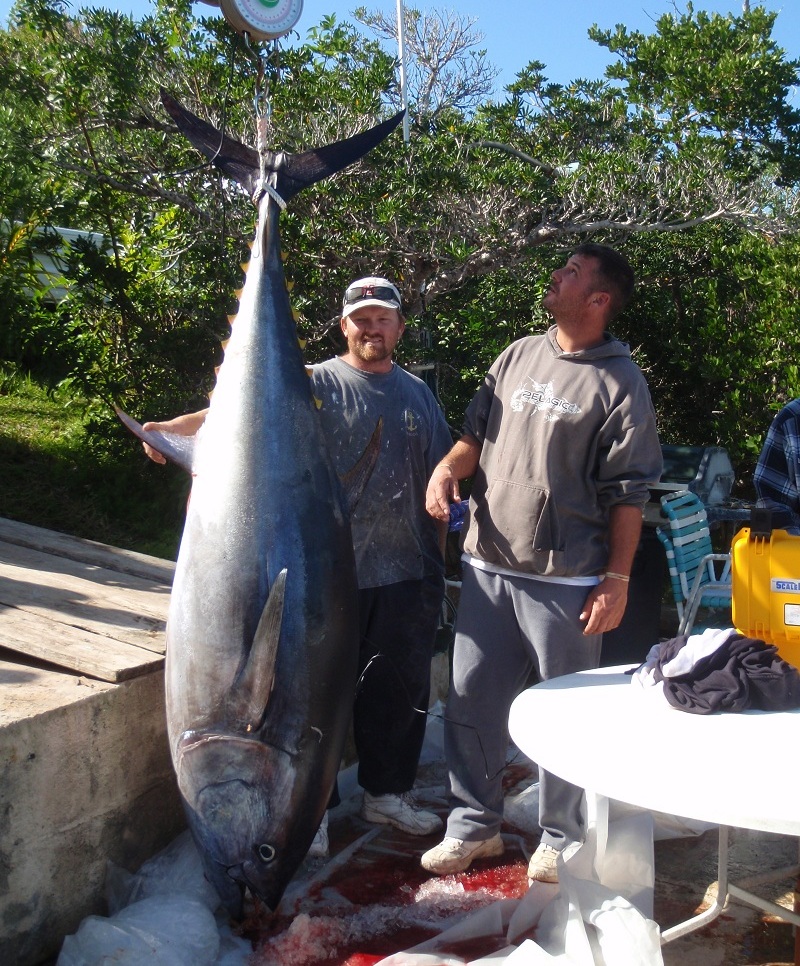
[118,92,403,916]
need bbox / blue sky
[1,0,798,93]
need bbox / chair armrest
[685,553,731,608]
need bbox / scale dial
[218,0,303,42]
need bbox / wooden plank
[0,575,167,655]
[0,517,175,681]
[0,604,163,682]
[0,541,171,637]
[0,517,175,585]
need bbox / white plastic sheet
[57,895,221,966]
[56,833,252,966]
[376,801,664,966]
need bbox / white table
[508,665,800,943]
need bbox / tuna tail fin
[115,406,196,474]
[160,89,404,203]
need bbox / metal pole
[396,0,409,142]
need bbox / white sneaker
[360,792,443,836]
[307,811,329,858]
[527,842,560,884]
[420,833,504,874]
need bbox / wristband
[604,571,630,583]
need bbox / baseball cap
[342,276,402,317]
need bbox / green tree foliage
[594,3,800,184]
[0,0,799,495]
[621,226,800,478]
[0,0,399,440]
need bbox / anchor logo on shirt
[404,409,420,434]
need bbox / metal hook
[242,31,271,120]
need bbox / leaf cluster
[1,0,800,508]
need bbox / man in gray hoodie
[422,243,663,883]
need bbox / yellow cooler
[731,525,800,669]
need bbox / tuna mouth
[225,860,279,913]
[200,854,247,919]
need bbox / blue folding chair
[656,490,732,636]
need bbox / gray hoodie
[462,325,662,578]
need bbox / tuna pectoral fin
[341,417,383,515]
[115,407,195,474]
[227,569,287,731]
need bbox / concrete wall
[0,659,185,966]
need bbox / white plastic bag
[105,830,220,915]
[57,895,220,966]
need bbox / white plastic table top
[508,665,800,837]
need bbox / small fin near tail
[160,89,404,203]
[226,569,287,732]
[115,406,196,474]
[341,418,382,516]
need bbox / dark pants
[353,573,445,795]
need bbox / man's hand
[426,435,481,522]
[579,576,629,636]
[141,422,169,464]
[141,409,209,465]
[426,463,460,522]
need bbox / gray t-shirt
[311,357,452,589]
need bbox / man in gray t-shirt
[143,276,452,852]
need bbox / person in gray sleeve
[423,244,663,884]
[142,276,453,854]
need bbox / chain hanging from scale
[241,32,282,207]
[208,0,303,207]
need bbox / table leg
[660,825,729,943]
[794,860,799,966]
[727,828,800,931]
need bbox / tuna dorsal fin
[227,568,287,732]
[341,417,383,516]
[115,406,195,474]
[160,89,404,203]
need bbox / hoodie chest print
[510,378,582,420]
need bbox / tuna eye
[258,844,276,863]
